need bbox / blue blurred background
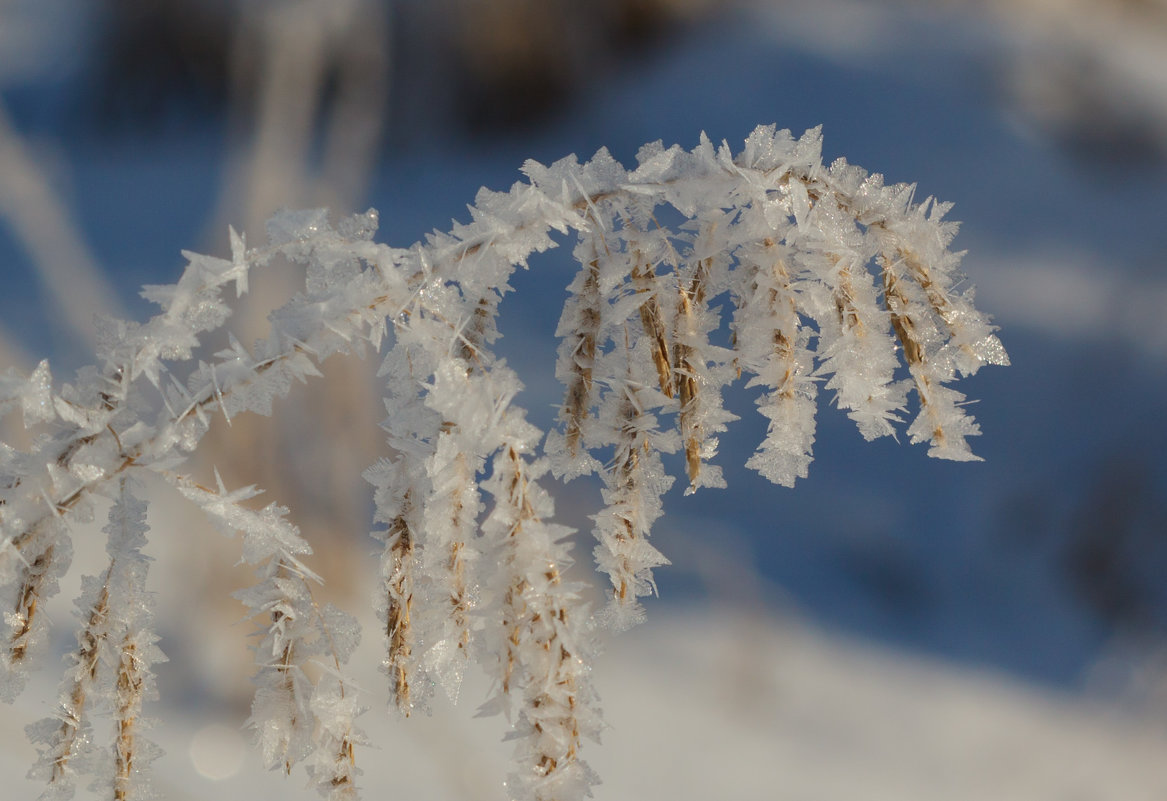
[2,0,1167,700]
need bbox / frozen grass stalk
[0,125,1006,801]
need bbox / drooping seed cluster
[0,126,1005,801]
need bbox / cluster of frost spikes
[0,124,1005,801]
[24,477,165,801]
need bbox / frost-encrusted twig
[481,441,599,801]
[670,217,738,492]
[26,477,164,801]
[732,238,818,487]
[554,231,604,469]
[173,471,364,798]
[1,125,1005,801]
[591,371,677,632]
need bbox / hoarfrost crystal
[0,125,1006,801]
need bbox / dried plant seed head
[0,125,1005,801]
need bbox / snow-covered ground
[5,606,1167,801]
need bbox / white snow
[5,605,1167,800]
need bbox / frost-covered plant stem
[26,477,164,801]
[1,125,1006,801]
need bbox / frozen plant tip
[0,125,1007,801]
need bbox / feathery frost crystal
[0,125,1006,801]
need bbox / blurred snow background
[3,0,1167,798]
